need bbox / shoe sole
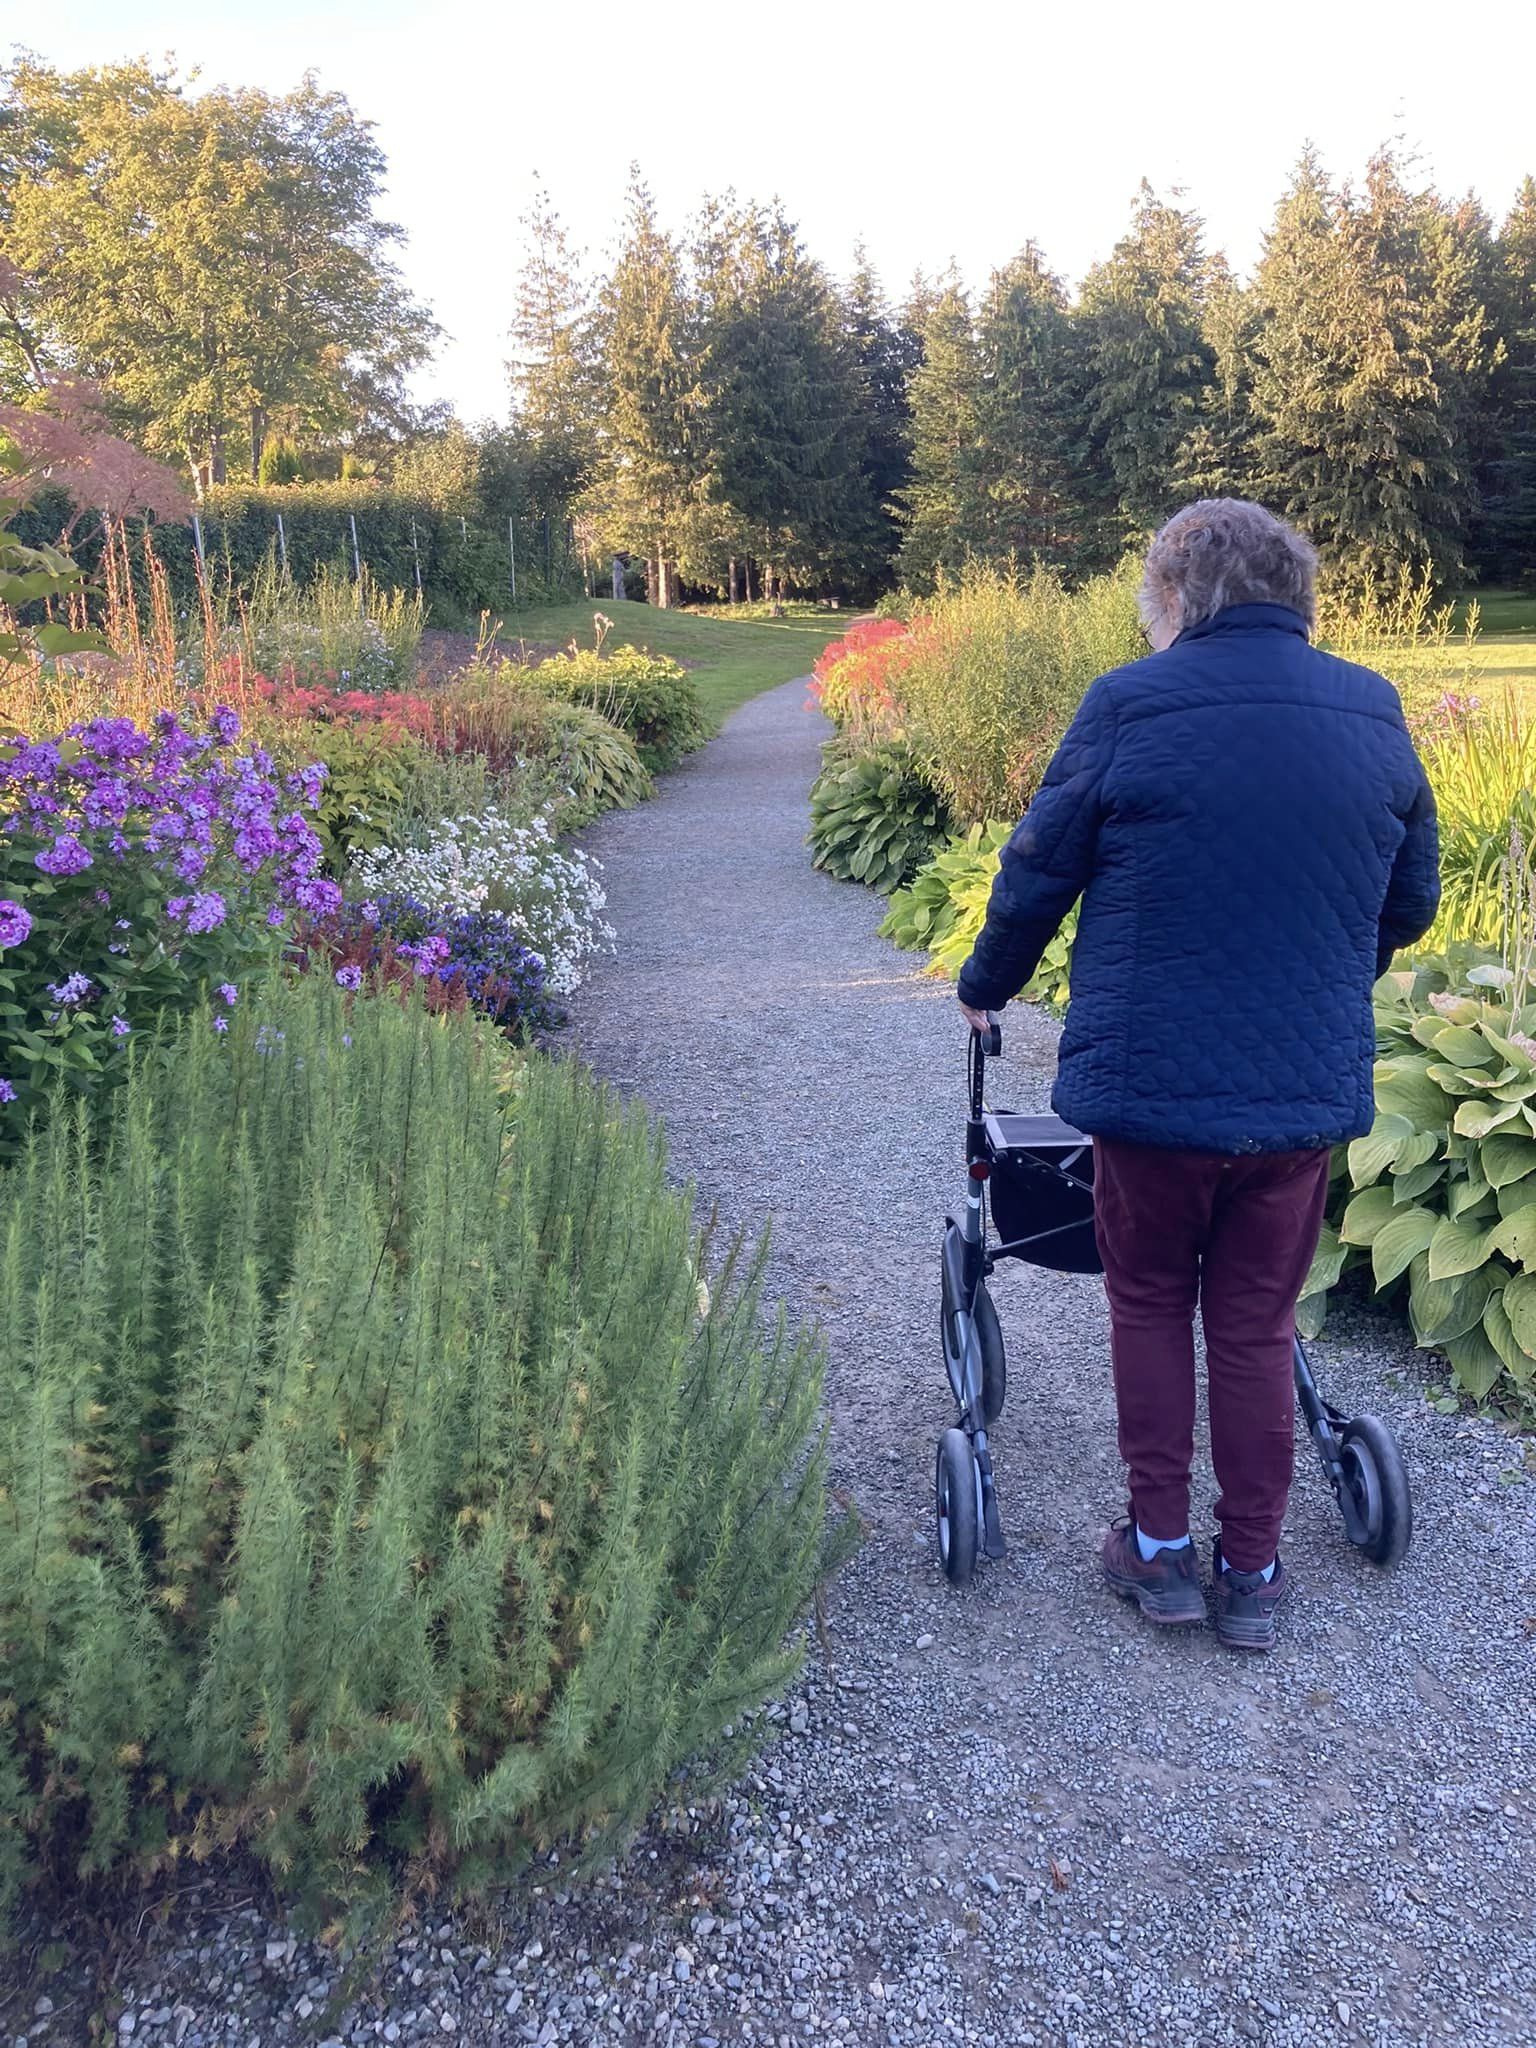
[1103,1568,1206,1627]
[1215,1617,1278,1652]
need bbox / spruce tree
[1075,183,1215,543]
[507,178,598,518]
[1172,256,1260,502]
[1471,178,1536,583]
[897,276,982,590]
[970,243,1080,568]
[586,170,699,606]
[1251,148,1491,582]
[843,244,919,592]
[692,201,872,600]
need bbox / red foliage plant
[0,374,190,529]
[808,617,924,740]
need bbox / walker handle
[973,1012,1002,1058]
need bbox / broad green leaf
[1477,1131,1536,1189]
[1426,1064,1483,1097]
[1302,1222,1348,1296]
[1295,1290,1329,1339]
[1502,1271,1536,1359]
[1442,1324,1506,1400]
[1492,1203,1536,1270]
[1467,963,1516,989]
[1450,1171,1491,1218]
[1339,1185,1398,1247]
[1371,1206,1437,1287]
[1430,1024,1495,1065]
[1481,1023,1536,1069]
[1347,1114,1414,1187]
[1483,1290,1528,1378]
[1393,1160,1447,1204]
[1428,1211,1496,1281]
[1409,1255,1496,1347]
[1392,1131,1441,1174]
[1453,1098,1523,1139]
[1374,1058,1451,1128]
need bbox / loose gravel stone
[19,678,1536,2047]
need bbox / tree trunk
[744,559,755,603]
[208,428,226,488]
[728,557,740,605]
[656,559,674,609]
[645,557,657,606]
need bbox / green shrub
[544,703,655,827]
[1418,696,1536,951]
[807,741,951,893]
[1300,950,1536,1405]
[0,976,836,1927]
[891,562,1142,825]
[263,719,418,871]
[880,822,1077,1016]
[534,647,707,772]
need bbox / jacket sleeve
[956,680,1118,1011]
[1375,750,1441,979]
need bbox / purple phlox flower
[0,1079,15,1104]
[185,891,227,935]
[358,900,381,927]
[266,903,288,929]
[93,888,111,906]
[0,900,32,948]
[115,918,131,930]
[109,832,130,855]
[217,982,238,1006]
[334,964,363,991]
[35,834,92,877]
[210,704,242,745]
[47,971,93,1007]
[166,895,191,921]
[212,1015,229,1034]
[174,846,209,883]
[291,876,342,919]
[111,1015,131,1037]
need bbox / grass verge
[498,599,849,726]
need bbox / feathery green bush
[807,740,951,894]
[0,976,835,1928]
[880,823,1077,1016]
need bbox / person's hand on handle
[959,999,993,1035]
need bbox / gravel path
[25,680,1534,2048]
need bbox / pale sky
[13,0,1536,423]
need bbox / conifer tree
[586,171,699,606]
[507,178,598,517]
[692,202,872,599]
[897,277,981,590]
[842,244,919,591]
[1471,178,1536,582]
[1251,149,1491,582]
[1075,183,1215,542]
[1171,256,1260,502]
[970,243,1080,568]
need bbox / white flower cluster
[350,807,615,995]
[250,617,401,691]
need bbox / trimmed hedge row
[11,484,585,622]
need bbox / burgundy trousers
[1092,1139,1332,1572]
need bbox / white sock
[1217,1549,1276,1582]
[1135,1524,1192,1561]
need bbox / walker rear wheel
[1339,1414,1412,1569]
[935,1427,980,1586]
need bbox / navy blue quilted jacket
[956,603,1441,1153]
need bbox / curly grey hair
[1139,499,1318,645]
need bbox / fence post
[348,513,363,587]
[410,517,423,597]
[191,511,207,574]
[460,516,467,542]
[508,519,517,606]
[275,511,288,578]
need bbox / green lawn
[502,597,850,725]
[1450,587,1536,636]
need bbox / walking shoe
[1101,1522,1206,1625]
[1212,1541,1291,1652]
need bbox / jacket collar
[1175,603,1310,645]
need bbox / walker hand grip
[973,1013,1002,1057]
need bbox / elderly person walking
[957,500,1440,1651]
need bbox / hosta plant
[879,822,1077,1017]
[1300,950,1536,1404]
[533,646,706,772]
[545,703,654,827]
[807,740,951,894]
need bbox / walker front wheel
[935,1427,980,1586]
[1339,1415,1412,1569]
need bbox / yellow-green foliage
[0,976,834,1927]
[879,822,1076,1015]
[1301,951,1536,1407]
[1315,566,1481,716]
[533,645,707,772]
[1419,695,1536,950]
[890,562,1142,826]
